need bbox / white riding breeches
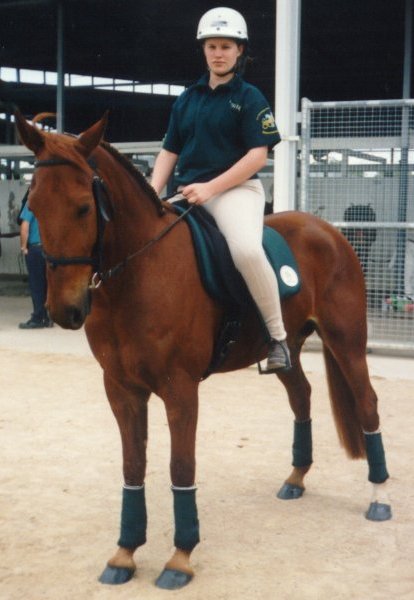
[202,179,287,341]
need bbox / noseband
[34,157,112,278]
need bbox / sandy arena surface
[1,295,414,600]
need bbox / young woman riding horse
[151,7,291,373]
[14,11,391,592]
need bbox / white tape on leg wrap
[363,427,381,435]
[123,483,145,490]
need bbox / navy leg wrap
[172,487,200,552]
[118,486,147,549]
[292,420,313,467]
[364,432,389,484]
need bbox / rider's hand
[181,182,215,205]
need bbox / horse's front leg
[99,373,150,585]
[155,376,200,590]
[275,353,313,500]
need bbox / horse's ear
[14,109,45,154]
[75,111,109,157]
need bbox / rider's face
[203,38,242,77]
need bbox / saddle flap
[263,226,301,297]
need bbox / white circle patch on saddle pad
[280,265,299,287]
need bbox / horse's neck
[101,154,160,251]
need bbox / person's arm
[181,146,268,204]
[20,220,29,255]
[151,148,179,196]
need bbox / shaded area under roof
[0,0,412,142]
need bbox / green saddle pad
[263,226,301,298]
[174,203,301,306]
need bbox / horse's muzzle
[50,289,92,330]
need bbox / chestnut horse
[15,112,391,591]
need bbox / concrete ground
[1,293,414,600]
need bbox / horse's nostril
[65,305,87,329]
[71,307,84,328]
[58,292,91,330]
[64,306,81,329]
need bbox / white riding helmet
[196,7,248,42]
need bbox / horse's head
[15,111,109,329]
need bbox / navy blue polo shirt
[163,73,281,187]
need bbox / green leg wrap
[292,419,313,467]
[172,487,200,552]
[117,486,147,549]
[364,432,389,483]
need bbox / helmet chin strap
[209,55,244,78]
[216,59,247,77]
[215,66,236,77]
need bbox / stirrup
[258,339,292,374]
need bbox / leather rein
[33,157,193,288]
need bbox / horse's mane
[41,132,165,217]
[100,141,165,216]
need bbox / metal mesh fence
[300,99,414,350]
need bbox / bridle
[34,157,112,283]
[33,156,193,288]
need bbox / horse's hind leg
[322,341,391,520]
[99,375,151,585]
[275,350,314,500]
[318,309,391,521]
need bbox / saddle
[172,201,301,378]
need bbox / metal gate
[300,98,414,350]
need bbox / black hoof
[365,501,392,521]
[277,482,304,500]
[155,568,193,590]
[98,565,135,585]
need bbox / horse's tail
[322,344,366,459]
[32,112,56,127]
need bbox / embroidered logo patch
[257,108,278,135]
[229,100,242,112]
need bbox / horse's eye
[77,203,91,217]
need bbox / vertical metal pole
[396,0,413,293]
[274,0,301,212]
[5,105,12,178]
[56,0,65,133]
[403,0,413,99]
[299,98,311,212]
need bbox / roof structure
[0,0,412,143]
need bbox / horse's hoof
[155,568,193,590]
[365,501,392,521]
[276,482,304,500]
[98,565,135,585]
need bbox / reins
[91,202,194,287]
[33,157,194,288]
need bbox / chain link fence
[300,98,414,350]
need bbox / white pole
[56,0,65,134]
[273,0,301,212]
[403,0,413,99]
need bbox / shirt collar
[195,72,243,92]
